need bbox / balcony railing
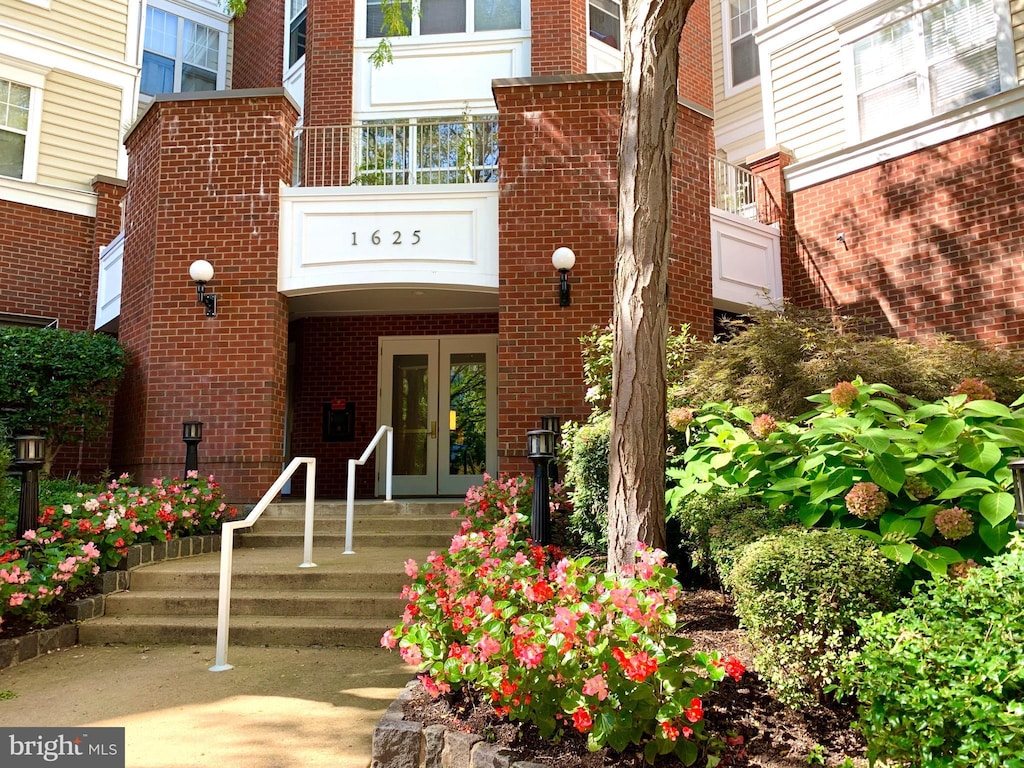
[293,115,499,188]
[710,155,780,227]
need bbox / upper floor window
[725,0,759,89]
[850,0,1012,140]
[589,0,620,50]
[288,0,307,68]
[0,79,31,180]
[366,0,522,38]
[141,6,225,96]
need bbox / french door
[377,335,497,497]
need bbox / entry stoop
[77,500,463,648]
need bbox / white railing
[344,425,394,555]
[293,116,499,188]
[710,155,762,222]
[209,456,316,672]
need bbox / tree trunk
[607,0,692,572]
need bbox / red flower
[571,707,593,733]
[524,580,554,603]
[684,697,703,723]
[661,721,680,741]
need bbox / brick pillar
[747,146,800,304]
[115,90,299,503]
[678,0,713,114]
[530,0,588,75]
[231,0,286,89]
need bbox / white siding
[712,0,766,161]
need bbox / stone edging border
[0,534,222,671]
[370,680,546,768]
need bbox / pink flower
[751,413,778,439]
[400,644,423,666]
[380,629,397,649]
[582,674,609,701]
[830,381,859,409]
[935,506,974,540]
[845,482,888,521]
[475,634,501,661]
[9,592,27,607]
[552,606,577,635]
[404,558,418,577]
[952,378,995,402]
[22,529,37,541]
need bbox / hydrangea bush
[383,473,744,765]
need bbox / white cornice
[0,177,97,217]
[0,23,139,82]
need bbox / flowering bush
[0,472,235,631]
[383,473,744,765]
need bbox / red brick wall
[304,0,354,125]
[678,0,713,112]
[288,313,499,498]
[786,117,1024,347]
[0,200,94,330]
[493,74,713,475]
[115,93,298,503]
[231,0,286,89]
[531,0,588,75]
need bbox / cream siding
[1,0,130,61]
[769,28,844,160]
[35,72,121,190]
[711,0,766,162]
[1013,0,1024,81]
[763,0,807,26]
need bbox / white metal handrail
[344,425,394,555]
[209,456,317,672]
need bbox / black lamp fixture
[551,247,576,306]
[183,421,204,474]
[14,434,45,538]
[526,429,556,544]
[1011,458,1024,530]
[189,259,217,317]
[541,415,562,484]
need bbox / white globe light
[551,247,576,272]
[189,259,215,283]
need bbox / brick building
[2,0,1022,503]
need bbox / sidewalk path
[0,643,413,767]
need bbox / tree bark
[607,0,692,572]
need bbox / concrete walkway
[0,642,414,767]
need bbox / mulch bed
[402,590,867,768]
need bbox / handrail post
[385,427,393,501]
[300,458,316,568]
[344,458,357,555]
[343,424,394,555]
[209,525,236,672]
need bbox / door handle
[429,421,437,439]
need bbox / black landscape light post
[1011,458,1024,530]
[15,435,45,538]
[541,415,561,484]
[527,429,555,545]
[183,421,204,475]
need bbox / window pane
[930,45,999,112]
[729,0,756,38]
[289,8,306,66]
[145,7,178,57]
[421,0,465,34]
[474,0,520,30]
[858,73,920,138]
[392,354,429,476]
[0,130,25,179]
[366,0,412,37]
[924,0,995,61]
[589,0,620,49]
[730,34,759,85]
[447,353,487,476]
[853,20,914,92]
[184,20,219,72]
[182,63,217,92]
[0,81,30,131]
[140,51,175,95]
[289,0,307,19]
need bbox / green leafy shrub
[670,491,798,586]
[562,415,610,552]
[383,474,746,764]
[727,528,898,706]
[843,537,1024,767]
[669,381,1024,579]
[674,303,1023,419]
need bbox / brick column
[530,0,588,75]
[231,0,286,89]
[115,90,299,503]
[747,146,799,303]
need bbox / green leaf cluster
[727,528,899,707]
[561,414,611,552]
[668,381,1024,580]
[843,536,1024,767]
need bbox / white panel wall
[711,209,782,313]
[95,231,124,331]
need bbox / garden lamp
[14,434,45,538]
[527,429,555,544]
[183,421,203,474]
[541,415,561,484]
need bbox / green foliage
[562,415,610,551]
[669,491,799,586]
[675,303,1023,419]
[668,381,1024,580]
[843,537,1024,767]
[0,327,126,466]
[727,528,898,707]
[384,474,746,764]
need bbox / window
[141,7,223,96]
[725,0,759,88]
[365,0,520,38]
[851,0,1008,139]
[589,0,620,50]
[0,79,30,180]
[288,0,307,68]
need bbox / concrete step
[238,532,456,550]
[77,615,393,648]
[101,589,404,618]
[263,500,462,518]
[250,515,461,534]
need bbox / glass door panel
[439,336,496,497]
[379,339,438,496]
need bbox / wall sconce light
[189,260,217,317]
[541,415,561,484]
[551,247,576,306]
[1010,458,1024,530]
[183,420,204,475]
[14,434,45,538]
[526,429,556,544]
[836,233,849,251]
